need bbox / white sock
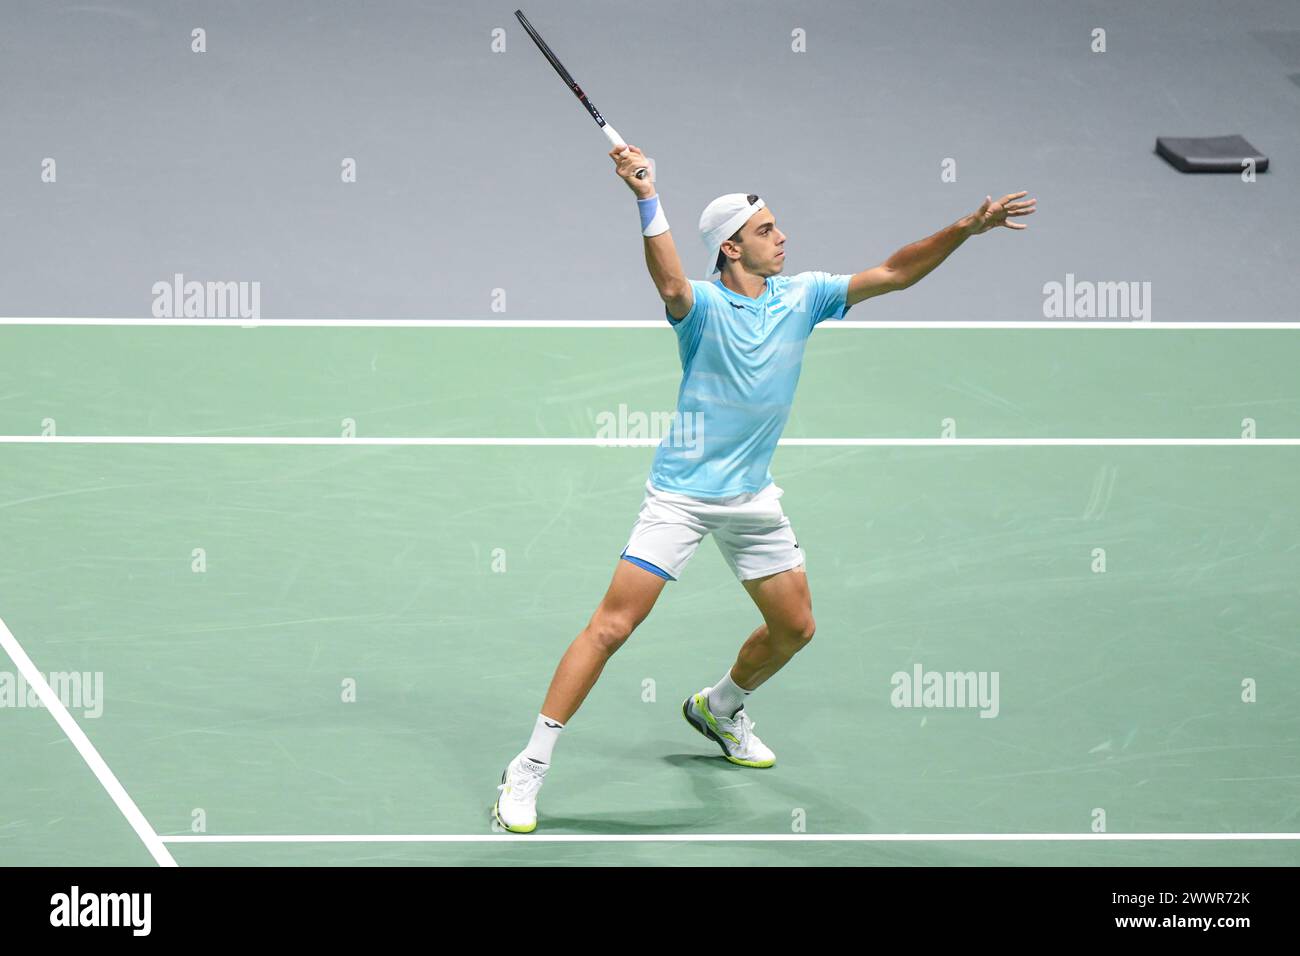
[524,712,565,764]
[707,668,752,718]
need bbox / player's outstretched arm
[610,144,693,320]
[845,191,1038,307]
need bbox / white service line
[0,615,177,867]
[159,832,1300,843]
[1,317,1299,330]
[2,436,1299,447]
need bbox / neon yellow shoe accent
[493,800,537,833]
[684,691,775,768]
[696,693,741,743]
[725,754,774,768]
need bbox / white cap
[699,193,766,279]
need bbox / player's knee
[799,615,816,645]
[587,610,638,655]
[785,614,815,648]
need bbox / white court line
[0,615,177,867]
[2,436,1299,447]
[1,317,1299,330]
[160,833,1300,843]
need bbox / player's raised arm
[611,144,693,320]
[845,191,1038,307]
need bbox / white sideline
[1,317,1299,330]
[160,832,1300,843]
[0,615,178,866]
[2,436,1298,446]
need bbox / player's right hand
[610,144,654,197]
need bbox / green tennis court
[2,322,1298,866]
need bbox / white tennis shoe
[682,687,776,768]
[493,753,549,833]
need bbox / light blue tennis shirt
[649,271,854,498]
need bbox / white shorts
[620,479,807,582]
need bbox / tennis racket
[514,9,650,180]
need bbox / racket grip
[603,123,649,180]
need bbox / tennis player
[494,144,1035,832]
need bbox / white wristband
[637,194,669,237]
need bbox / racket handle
[602,123,649,180]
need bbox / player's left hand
[966,191,1037,235]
